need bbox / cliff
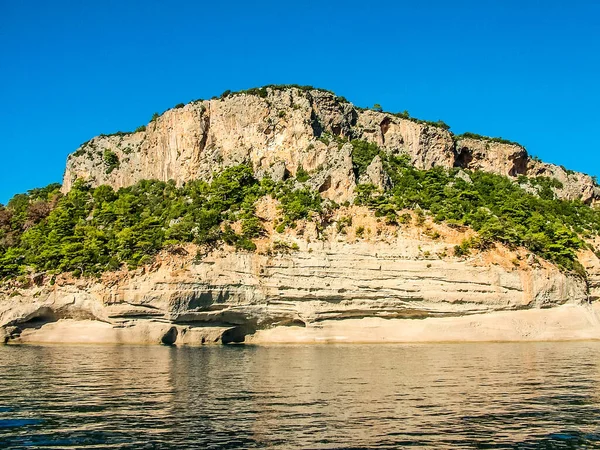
[63,87,600,204]
[2,85,600,345]
[3,207,600,345]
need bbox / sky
[1,0,599,204]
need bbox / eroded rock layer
[5,86,599,345]
[1,237,596,345]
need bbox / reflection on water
[1,342,600,448]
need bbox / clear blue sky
[1,0,599,204]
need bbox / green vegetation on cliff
[351,141,599,276]
[0,166,322,278]
[453,132,523,147]
[1,144,599,280]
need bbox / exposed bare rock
[355,110,455,168]
[527,160,600,203]
[306,143,356,203]
[1,232,594,345]
[580,249,600,302]
[62,86,598,204]
[454,169,473,184]
[453,138,528,177]
[248,304,600,344]
[358,155,391,190]
[16,85,598,345]
[262,160,289,182]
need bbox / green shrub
[455,132,522,147]
[278,188,321,223]
[454,240,472,257]
[241,217,264,238]
[273,241,299,253]
[385,213,398,225]
[351,140,381,176]
[318,135,330,146]
[103,150,120,174]
[235,237,256,252]
[336,216,352,233]
[296,165,310,182]
[73,146,88,158]
[390,111,450,130]
[356,226,365,238]
[398,212,412,224]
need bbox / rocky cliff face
[7,86,600,345]
[63,87,600,204]
[1,225,594,345]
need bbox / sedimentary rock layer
[1,239,594,345]
[4,86,599,345]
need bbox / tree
[103,150,120,174]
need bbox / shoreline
[247,303,600,344]
[4,303,600,346]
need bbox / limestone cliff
[2,208,600,345]
[4,86,600,345]
[63,87,600,204]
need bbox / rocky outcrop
[248,304,600,344]
[1,227,595,345]
[358,155,391,190]
[527,160,600,203]
[8,86,599,345]
[63,90,359,203]
[453,138,528,177]
[354,110,456,169]
[62,86,599,204]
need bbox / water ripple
[1,343,600,448]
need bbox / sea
[1,342,600,448]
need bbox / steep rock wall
[0,237,590,345]
[63,87,600,204]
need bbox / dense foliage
[2,138,599,281]
[351,141,600,276]
[0,167,324,279]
